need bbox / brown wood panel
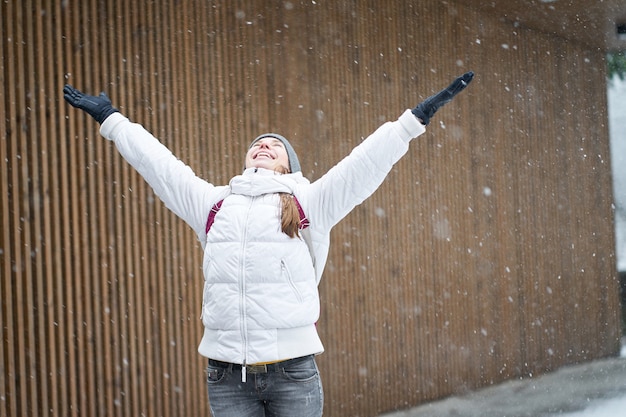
[0,1,621,417]
[462,0,626,51]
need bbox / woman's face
[245,137,290,172]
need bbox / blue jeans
[206,355,324,417]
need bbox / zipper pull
[242,362,247,383]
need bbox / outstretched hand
[412,71,474,125]
[63,84,119,124]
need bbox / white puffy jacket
[100,109,425,365]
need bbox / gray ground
[380,346,626,417]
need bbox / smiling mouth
[255,151,273,159]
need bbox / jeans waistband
[208,355,313,374]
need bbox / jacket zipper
[239,196,255,382]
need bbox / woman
[63,71,473,417]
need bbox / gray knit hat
[249,133,301,173]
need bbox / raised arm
[302,71,474,231]
[63,85,218,238]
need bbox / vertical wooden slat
[124,4,143,417]
[55,3,72,416]
[82,2,105,416]
[0,2,15,416]
[76,4,96,415]
[39,1,61,414]
[162,3,179,416]
[141,1,156,413]
[178,2,199,413]
[147,4,168,412]
[116,13,133,410]
[28,1,48,415]
[10,2,32,416]
[147,0,166,413]
[63,1,80,416]
[86,1,105,407]
[0,9,7,416]
[102,1,121,416]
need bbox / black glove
[63,84,119,124]
[412,71,474,125]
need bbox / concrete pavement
[379,341,626,417]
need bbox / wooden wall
[1,1,621,416]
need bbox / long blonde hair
[275,165,301,238]
[280,194,301,238]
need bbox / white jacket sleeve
[99,113,218,238]
[303,109,426,231]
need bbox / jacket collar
[229,168,309,197]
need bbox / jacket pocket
[281,260,303,303]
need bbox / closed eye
[253,139,285,149]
